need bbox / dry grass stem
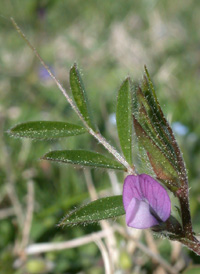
[0,207,15,220]
[95,239,113,274]
[108,171,121,195]
[19,180,34,254]
[25,228,116,254]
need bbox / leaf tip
[70,63,77,74]
[144,64,148,74]
[122,76,131,86]
[40,153,48,161]
[125,76,131,81]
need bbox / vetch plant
[9,18,200,255]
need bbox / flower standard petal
[123,175,142,211]
[139,174,171,222]
[123,174,171,229]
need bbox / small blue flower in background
[39,66,54,82]
[109,113,116,125]
[172,122,188,136]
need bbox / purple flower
[123,174,171,229]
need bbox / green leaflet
[137,104,178,170]
[141,74,173,142]
[136,85,177,160]
[8,121,87,139]
[70,64,96,130]
[133,116,179,191]
[59,195,125,226]
[143,68,185,172]
[42,150,126,170]
[116,78,133,164]
[136,87,174,151]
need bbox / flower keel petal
[126,198,159,229]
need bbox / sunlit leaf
[70,63,96,130]
[42,150,126,170]
[59,195,125,226]
[8,121,87,139]
[116,77,132,164]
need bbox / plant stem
[177,185,193,239]
[175,184,200,255]
[10,17,135,175]
[179,237,200,256]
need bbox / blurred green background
[1,0,200,273]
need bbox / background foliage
[1,0,200,273]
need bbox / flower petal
[123,175,142,211]
[139,174,171,222]
[126,198,159,228]
[123,174,171,228]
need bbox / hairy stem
[179,237,200,256]
[175,184,200,256]
[11,17,135,175]
[176,185,193,239]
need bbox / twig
[171,242,184,272]
[25,228,115,254]
[7,183,24,226]
[170,241,182,263]
[19,180,34,253]
[108,171,121,195]
[84,169,98,200]
[95,239,113,274]
[144,230,167,273]
[10,17,135,175]
[126,229,142,254]
[0,207,15,220]
[144,230,159,263]
[0,115,24,227]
